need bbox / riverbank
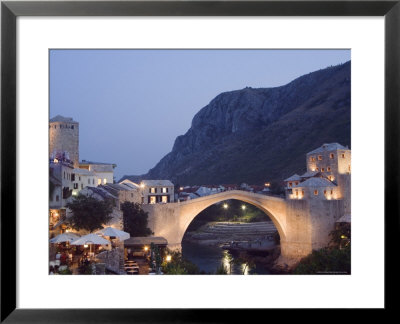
[184,221,278,246]
[183,221,288,274]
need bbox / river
[181,241,271,275]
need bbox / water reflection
[181,241,270,275]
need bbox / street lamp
[166,255,172,262]
[241,205,246,210]
[223,203,228,209]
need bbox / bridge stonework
[143,190,344,259]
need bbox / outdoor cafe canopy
[70,233,110,246]
[96,227,130,241]
[49,232,80,244]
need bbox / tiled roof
[284,174,302,182]
[297,177,336,188]
[50,115,77,123]
[141,180,174,186]
[300,171,320,178]
[307,143,349,155]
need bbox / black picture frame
[1,0,399,322]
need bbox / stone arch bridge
[142,190,345,259]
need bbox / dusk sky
[50,49,350,180]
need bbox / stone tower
[49,115,79,167]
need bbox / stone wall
[49,121,79,167]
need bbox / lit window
[330,153,334,159]
[162,196,168,203]
[321,168,325,172]
[103,179,107,184]
[314,190,318,195]
[309,156,315,162]
[149,196,156,204]
[318,155,322,160]
[162,187,168,193]
[316,167,319,171]
[327,167,331,171]
[98,179,101,185]
[295,189,298,197]
[302,190,305,196]
[150,187,156,193]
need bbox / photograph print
[48,49,351,275]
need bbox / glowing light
[144,246,149,251]
[241,205,246,210]
[179,187,184,191]
[140,183,145,188]
[84,244,89,248]
[223,203,228,209]
[341,235,347,239]
[264,182,270,187]
[54,158,58,163]
[166,255,172,262]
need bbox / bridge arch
[178,190,287,244]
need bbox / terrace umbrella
[70,233,110,246]
[70,233,111,258]
[49,232,80,244]
[96,227,130,241]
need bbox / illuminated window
[327,167,331,172]
[318,155,322,160]
[314,190,318,195]
[302,190,305,196]
[149,196,156,204]
[162,196,168,203]
[295,189,298,197]
[103,179,107,185]
[321,168,325,172]
[98,179,101,185]
[150,187,156,194]
[316,167,319,171]
[330,153,335,159]
[162,187,168,193]
[309,156,315,162]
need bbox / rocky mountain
[121,61,351,186]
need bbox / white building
[140,180,174,204]
[72,168,97,196]
[79,160,116,185]
[285,143,351,202]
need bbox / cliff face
[122,61,351,185]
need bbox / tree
[66,195,113,233]
[121,202,152,237]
